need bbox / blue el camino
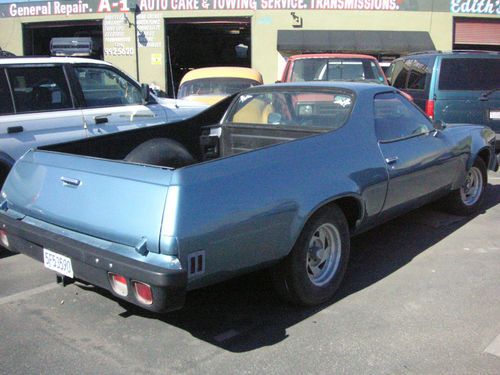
[0,82,498,312]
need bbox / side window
[407,57,431,90]
[0,69,14,115]
[374,92,433,142]
[75,66,143,108]
[391,60,410,89]
[7,66,73,113]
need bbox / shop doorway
[165,18,251,97]
[23,20,103,59]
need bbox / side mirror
[141,83,150,102]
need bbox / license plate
[489,110,500,120]
[43,248,74,278]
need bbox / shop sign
[1,0,419,18]
[450,0,500,14]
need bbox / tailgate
[2,150,173,253]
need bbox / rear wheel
[271,204,350,306]
[442,157,487,216]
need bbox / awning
[277,30,435,55]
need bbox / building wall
[0,1,498,89]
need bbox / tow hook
[56,275,74,287]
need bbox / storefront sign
[103,14,134,56]
[137,12,161,48]
[450,0,500,14]
[1,0,424,17]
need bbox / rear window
[224,89,354,130]
[439,58,500,91]
[178,78,260,98]
[290,58,385,83]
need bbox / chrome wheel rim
[306,223,342,287]
[460,166,483,206]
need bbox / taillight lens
[0,229,9,249]
[109,273,128,296]
[133,281,153,305]
[425,99,435,119]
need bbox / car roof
[243,81,394,95]
[0,56,112,65]
[401,50,500,59]
[180,67,263,85]
[287,53,379,61]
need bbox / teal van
[387,51,500,151]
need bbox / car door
[72,65,167,136]
[0,64,86,161]
[374,92,459,215]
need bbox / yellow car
[177,67,263,105]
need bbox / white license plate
[490,110,500,120]
[43,248,74,278]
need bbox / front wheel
[271,204,350,306]
[442,157,487,216]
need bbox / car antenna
[166,35,176,99]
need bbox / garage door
[454,18,500,46]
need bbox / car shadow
[79,183,500,353]
[0,246,15,259]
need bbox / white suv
[0,57,207,184]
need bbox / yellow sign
[151,53,162,65]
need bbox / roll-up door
[454,18,500,47]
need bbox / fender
[467,127,497,171]
[288,192,365,257]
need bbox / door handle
[7,126,23,134]
[385,156,399,165]
[94,114,110,124]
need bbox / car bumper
[0,213,187,313]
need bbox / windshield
[223,88,354,130]
[290,58,385,84]
[178,77,260,98]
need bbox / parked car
[386,51,500,151]
[279,53,388,84]
[0,82,497,313]
[0,57,207,184]
[177,66,263,105]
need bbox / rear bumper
[0,213,187,313]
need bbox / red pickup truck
[279,53,388,84]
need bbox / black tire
[124,138,195,168]
[271,204,350,306]
[442,157,487,216]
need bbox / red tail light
[425,99,435,119]
[0,229,9,249]
[133,281,153,305]
[109,273,128,296]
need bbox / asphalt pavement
[0,172,499,375]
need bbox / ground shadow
[80,183,500,352]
